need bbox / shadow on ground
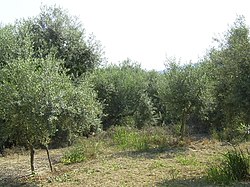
[156,177,250,187]
[111,146,188,160]
[0,175,38,187]
[156,177,213,187]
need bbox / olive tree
[0,25,18,68]
[90,60,158,129]
[158,58,206,139]
[0,5,103,77]
[205,16,250,138]
[0,55,102,173]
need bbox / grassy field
[0,127,250,187]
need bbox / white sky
[1,0,250,70]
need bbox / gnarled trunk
[180,110,187,140]
[45,145,53,172]
[29,144,35,173]
[180,104,192,140]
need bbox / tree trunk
[45,145,53,172]
[180,110,187,140]
[180,103,192,140]
[29,144,35,173]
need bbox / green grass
[207,148,250,185]
[176,154,199,166]
[149,160,167,170]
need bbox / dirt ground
[0,139,249,187]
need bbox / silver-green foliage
[208,16,250,131]
[0,55,102,172]
[158,58,206,138]
[90,60,158,129]
[0,5,103,77]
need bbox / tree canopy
[0,5,103,77]
[0,54,102,172]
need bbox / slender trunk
[29,144,35,173]
[180,111,187,140]
[45,145,53,172]
[180,103,192,140]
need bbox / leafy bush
[207,148,250,185]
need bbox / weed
[207,166,233,185]
[149,160,166,170]
[61,138,102,165]
[111,163,123,171]
[169,166,180,180]
[112,126,149,151]
[223,148,249,181]
[111,126,188,151]
[47,173,72,183]
[176,154,198,166]
[141,126,172,149]
[61,146,86,165]
[207,148,250,185]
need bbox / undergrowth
[61,138,102,165]
[111,125,184,151]
[207,148,250,185]
[112,126,149,151]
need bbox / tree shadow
[156,177,209,187]
[0,175,38,187]
[156,177,250,187]
[110,146,188,160]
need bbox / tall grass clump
[61,138,102,165]
[111,126,184,151]
[141,125,177,149]
[207,148,250,185]
[112,126,149,151]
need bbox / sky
[1,0,250,70]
